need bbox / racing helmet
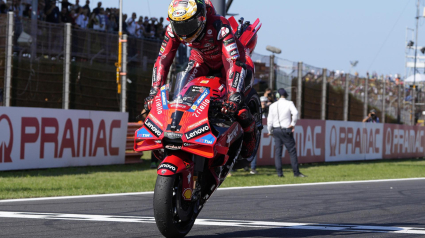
[168,0,207,43]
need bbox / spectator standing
[155,17,164,39]
[82,0,90,15]
[363,109,380,123]
[136,16,145,38]
[107,12,118,32]
[143,17,154,38]
[267,88,306,178]
[97,7,106,31]
[126,12,137,36]
[71,0,80,12]
[22,2,31,18]
[249,155,258,174]
[122,13,128,34]
[45,0,60,23]
[60,7,71,23]
[69,9,76,25]
[93,1,101,14]
[75,8,88,29]
[61,0,72,12]
[37,1,46,20]
[260,88,273,118]
[89,11,99,29]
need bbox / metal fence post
[321,68,327,120]
[382,75,386,123]
[397,83,401,123]
[63,23,71,110]
[4,12,14,107]
[297,62,303,119]
[120,34,127,112]
[343,74,349,121]
[269,54,274,90]
[364,75,369,119]
[412,85,416,126]
[31,0,38,60]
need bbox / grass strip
[0,157,424,200]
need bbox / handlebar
[209,99,236,123]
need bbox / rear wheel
[153,175,197,238]
[245,89,262,162]
[234,90,262,169]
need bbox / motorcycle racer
[144,0,257,158]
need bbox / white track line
[0,211,424,235]
[0,177,424,203]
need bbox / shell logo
[183,188,192,200]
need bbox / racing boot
[237,108,257,159]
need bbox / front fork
[157,151,219,203]
[157,151,195,201]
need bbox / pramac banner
[0,107,128,171]
[256,119,425,166]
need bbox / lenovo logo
[185,124,210,140]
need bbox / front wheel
[153,175,197,238]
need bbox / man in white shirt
[126,12,137,36]
[267,88,306,178]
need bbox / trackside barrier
[125,123,144,164]
[257,119,425,166]
[0,107,128,171]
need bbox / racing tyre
[245,89,262,162]
[153,175,197,238]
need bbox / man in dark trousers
[267,88,306,178]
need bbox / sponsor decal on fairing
[164,132,183,139]
[165,144,182,150]
[137,128,154,138]
[183,142,197,147]
[155,98,163,114]
[185,124,210,140]
[160,86,169,110]
[194,99,210,118]
[187,118,208,130]
[144,118,163,137]
[158,163,177,173]
[188,88,210,112]
[195,134,216,145]
[149,114,163,127]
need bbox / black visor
[171,17,201,37]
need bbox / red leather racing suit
[147,1,256,159]
[149,1,248,103]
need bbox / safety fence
[251,52,416,125]
[0,14,160,121]
[1,14,420,125]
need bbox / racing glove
[222,92,243,116]
[144,87,159,111]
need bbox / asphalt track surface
[0,178,424,238]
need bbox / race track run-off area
[0,178,424,238]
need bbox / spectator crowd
[0,0,166,40]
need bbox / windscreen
[167,73,208,108]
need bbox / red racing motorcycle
[134,17,262,238]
